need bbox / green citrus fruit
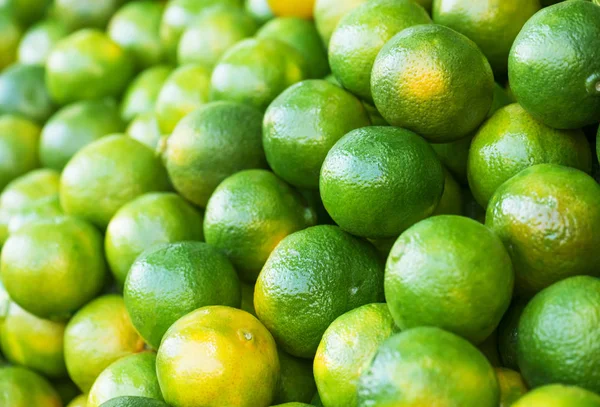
[432,169,464,216]
[468,103,592,207]
[372,24,494,143]
[204,169,316,282]
[40,99,124,170]
[255,225,384,358]
[162,101,267,208]
[65,295,145,392]
[518,276,600,392]
[0,12,21,70]
[263,79,370,189]
[0,168,58,212]
[66,394,88,407]
[486,164,600,297]
[156,305,279,407]
[60,135,171,229]
[320,126,444,239]
[87,352,163,407]
[154,63,211,134]
[0,115,40,191]
[0,63,55,123]
[126,112,162,150]
[240,282,256,316]
[53,0,126,30]
[314,303,397,407]
[357,327,500,406]
[159,0,244,61]
[17,19,69,65]
[0,0,51,26]
[124,241,240,349]
[106,192,203,288]
[274,349,316,404]
[209,37,308,111]
[6,194,63,236]
[432,0,540,75]
[46,29,134,105]
[99,397,170,407]
[313,0,367,46]
[0,366,62,407]
[329,0,431,102]
[508,1,600,129]
[178,6,258,69]
[107,1,164,70]
[120,65,173,123]
[496,368,528,407]
[497,300,527,371]
[257,17,328,79]
[385,215,514,344]
[0,216,106,320]
[512,384,600,407]
[0,287,67,378]
[245,0,273,25]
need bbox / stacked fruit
[0,0,599,406]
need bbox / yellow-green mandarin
[0,12,21,71]
[385,215,514,344]
[496,368,528,407]
[263,80,371,189]
[120,65,173,123]
[66,394,88,407]
[105,192,204,289]
[0,217,106,320]
[432,0,540,74]
[0,168,59,212]
[372,24,494,143]
[154,64,211,134]
[17,19,69,66]
[313,0,367,46]
[357,327,500,406]
[0,366,62,407]
[64,295,145,392]
[274,349,316,404]
[6,195,63,236]
[486,164,600,297]
[87,352,163,407]
[124,241,241,349]
[204,169,316,282]
[518,276,600,393]
[156,306,279,407]
[512,385,600,407]
[329,0,431,102]
[468,103,592,208]
[314,303,397,407]
[0,115,40,191]
[60,135,171,230]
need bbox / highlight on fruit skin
[267,0,315,19]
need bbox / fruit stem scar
[585,73,600,95]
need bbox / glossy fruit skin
[245,0,273,25]
[87,352,164,407]
[274,349,317,404]
[0,63,55,123]
[154,63,211,134]
[162,101,267,208]
[0,168,59,212]
[518,276,600,392]
[0,217,106,320]
[255,225,384,358]
[320,126,444,239]
[497,300,527,371]
[329,0,431,102]
[53,0,125,30]
[257,17,328,79]
[120,65,173,123]
[0,12,21,71]
[106,192,204,289]
[178,6,258,69]
[210,37,308,111]
[263,80,370,189]
[60,135,171,230]
[99,396,170,407]
[204,169,316,282]
[64,295,145,393]
[46,29,134,105]
[314,303,398,407]
[107,1,165,70]
[508,2,600,129]
[313,0,367,46]
[40,99,124,170]
[357,327,500,407]
[126,112,162,150]
[0,115,40,191]
[495,368,528,407]
[17,19,69,65]
[267,0,314,18]
[156,306,279,407]
[124,241,241,349]
[486,164,600,297]
[432,0,540,75]
[0,366,62,407]
[373,24,494,143]
[386,215,514,344]
[468,103,592,208]
[512,384,600,407]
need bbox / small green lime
[274,349,316,404]
[126,112,162,150]
[0,63,55,123]
[313,0,367,46]
[99,397,170,407]
[512,384,600,407]
[0,366,62,407]
[17,19,69,65]
[497,300,527,371]
[0,12,22,70]
[0,115,40,191]
[496,368,528,407]
[0,0,51,27]
[245,0,274,25]
[120,65,173,123]
[53,0,126,30]
[432,169,464,216]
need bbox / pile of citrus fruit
[0,0,600,406]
